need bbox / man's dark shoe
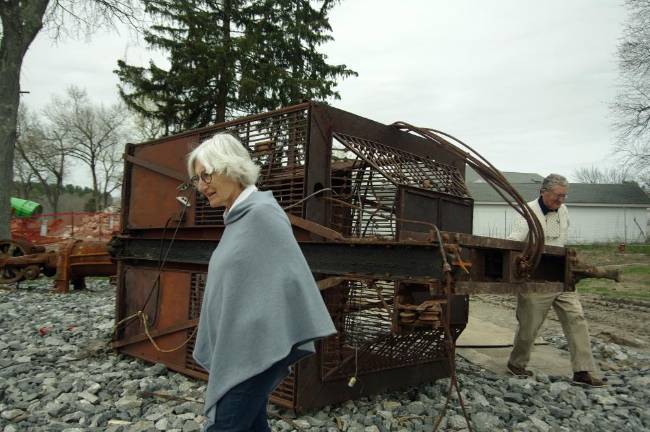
[507,362,533,377]
[572,371,607,387]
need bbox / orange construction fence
[11,212,121,245]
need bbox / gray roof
[468,182,650,205]
[465,167,544,184]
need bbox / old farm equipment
[110,102,590,412]
[0,239,116,293]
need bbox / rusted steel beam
[287,214,344,242]
[110,236,569,292]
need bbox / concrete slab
[456,345,572,377]
[456,315,573,377]
[456,316,545,347]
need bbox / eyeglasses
[546,190,568,199]
[190,170,213,188]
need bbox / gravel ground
[1,279,649,432]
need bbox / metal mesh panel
[189,273,206,320]
[330,156,398,239]
[320,278,451,381]
[186,273,207,373]
[332,132,469,198]
[194,195,225,226]
[270,370,296,409]
[194,108,309,225]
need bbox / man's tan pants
[509,291,595,373]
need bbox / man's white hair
[187,133,260,186]
[540,173,568,192]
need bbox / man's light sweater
[508,198,569,247]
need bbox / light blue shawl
[192,190,336,427]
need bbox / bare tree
[14,104,69,213]
[45,86,127,211]
[98,139,124,209]
[613,0,650,177]
[13,158,38,200]
[0,0,140,237]
[13,140,38,201]
[573,165,634,184]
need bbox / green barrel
[10,197,43,218]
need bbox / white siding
[471,204,519,239]
[472,204,648,244]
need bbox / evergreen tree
[115,0,356,135]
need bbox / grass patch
[570,244,650,300]
[625,244,650,254]
[577,278,650,300]
[570,243,650,255]
[624,265,650,276]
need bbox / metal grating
[189,273,206,319]
[330,156,398,239]
[186,273,207,373]
[332,132,469,198]
[270,369,296,409]
[194,108,309,225]
[320,278,456,381]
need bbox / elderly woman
[187,133,336,432]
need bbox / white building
[467,171,650,244]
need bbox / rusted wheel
[0,240,28,284]
[24,265,41,280]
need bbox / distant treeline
[13,182,114,213]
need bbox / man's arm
[507,214,530,242]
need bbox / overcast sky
[20,0,628,186]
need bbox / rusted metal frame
[315,103,465,170]
[393,122,546,275]
[112,237,446,278]
[133,102,312,150]
[320,329,457,382]
[318,274,438,290]
[305,104,331,229]
[112,319,198,349]
[320,333,393,381]
[396,186,474,240]
[287,214,344,242]
[111,236,566,290]
[332,132,469,199]
[0,252,56,267]
[449,231,565,255]
[123,154,186,183]
[224,108,310,151]
[122,143,137,232]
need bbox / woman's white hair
[187,133,260,186]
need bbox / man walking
[507,173,605,387]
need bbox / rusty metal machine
[109,102,613,412]
[0,238,116,293]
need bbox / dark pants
[206,360,290,432]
